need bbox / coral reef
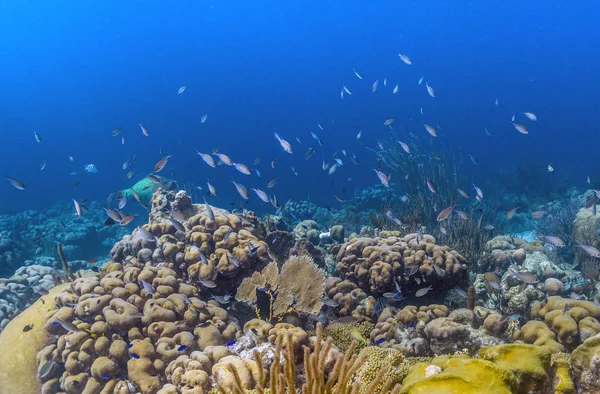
[571,335,600,394]
[0,265,56,330]
[335,232,468,295]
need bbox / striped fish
[370,297,387,317]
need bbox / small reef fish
[40,160,47,171]
[199,278,217,288]
[196,151,216,167]
[170,217,185,233]
[231,180,248,199]
[523,112,538,121]
[322,297,339,307]
[136,227,155,242]
[547,164,554,172]
[233,162,251,175]
[506,208,517,220]
[436,204,455,221]
[317,122,324,130]
[398,53,412,65]
[576,244,600,258]
[426,178,437,193]
[120,214,136,226]
[423,123,438,137]
[38,357,57,379]
[393,84,399,94]
[274,133,293,154]
[141,279,155,295]
[372,79,378,92]
[104,208,122,222]
[34,131,42,142]
[213,153,233,166]
[531,210,546,219]
[201,112,208,123]
[473,183,483,200]
[373,168,390,188]
[509,270,539,284]
[370,297,387,316]
[341,82,352,95]
[425,82,436,98]
[154,155,172,172]
[139,123,149,136]
[72,198,82,217]
[457,188,470,198]
[383,118,395,126]
[539,235,565,247]
[5,176,25,190]
[52,319,78,332]
[398,141,410,154]
[512,121,528,134]
[353,68,363,79]
[177,85,187,94]
[252,188,269,203]
[207,181,217,195]
[203,199,215,222]
[415,286,433,297]
[84,164,98,173]
[211,294,232,304]
[356,130,362,139]
[267,178,278,188]
[305,147,315,159]
[350,328,367,345]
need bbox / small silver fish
[141,279,155,295]
[137,226,155,242]
[196,151,216,167]
[274,133,293,154]
[415,285,433,297]
[233,162,251,175]
[204,199,215,222]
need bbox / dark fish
[177,345,187,351]
[375,337,387,344]
[226,339,236,346]
[130,353,140,359]
[104,217,116,226]
[147,174,162,183]
[370,297,387,316]
[23,324,33,332]
[336,316,358,324]
[170,217,186,233]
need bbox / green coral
[324,321,374,352]
[400,357,518,394]
[479,344,552,393]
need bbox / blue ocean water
[1,0,599,214]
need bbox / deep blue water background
[1,0,599,215]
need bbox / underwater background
[2,1,600,393]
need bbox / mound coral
[571,335,600,394]
[33,259,241,393]
[110,189,270,293]
[335,232,468,295]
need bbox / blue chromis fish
[84,164,98,173]
[350,328,366,345]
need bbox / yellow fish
[350,328,366,345]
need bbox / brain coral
[335,232,468,294]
